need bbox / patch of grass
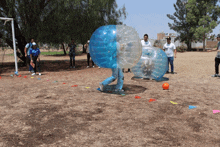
[41,51,83,55]
[5,53,14,56]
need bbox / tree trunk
[203,35,205,52]
[61,43,66,55]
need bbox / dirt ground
[0,51,220,147]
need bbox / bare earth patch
[0,51,220,146]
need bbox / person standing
[141,34,152,48]
[163,36,176,74]
[209,34,220,77]
[66,38,77,68]
[24,38,34,73]
[29,42,41,76]
[85,40,95,68]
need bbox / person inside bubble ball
[99,38,125,93]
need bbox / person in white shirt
[141,34,151,48]
[123,34,151,73]
[85,40,95,68]
[208,34,220,77]
[163,36,176,74]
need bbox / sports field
[0,51,220,146]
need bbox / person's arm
[163,45,165,51]
[174,45,177,58]
[24,47,27,57]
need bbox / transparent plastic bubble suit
[89,25,142,68]
[132,46,168,80]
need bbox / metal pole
[11,19,18,75]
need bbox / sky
[116,0,220,40]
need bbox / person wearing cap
[24,38,34,73]
[163,36,176,74]
[208,34,220,77]
[66,38,77,68]
[29,42,41,76]
[85,40,95,68]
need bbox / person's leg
[101,68,118,86]
[70,55,72,67]
[36,60,41,73]
[115,68,124,90]
[215,57,220,74]
[167,57,170,72]
[170,57,174,73]
[26,55,31,71]
[33,58,37,73]
[73,53,75,67]
[87,53,90,66]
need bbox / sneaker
[115,89,124,93]
[32,73,36,76]
[99,83,104,91]
[70,66,72,68]
[171,72,174,74]
[166,71,169,74]
[93,66,95,68]
[73,66,75,68]
[213,74,219,77]
[39,73,41,76]
[87,66,89,68]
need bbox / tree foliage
[0,0,127,62]
[186,0,220,51]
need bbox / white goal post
[0,17,18,75]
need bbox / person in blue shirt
[29,42,41,76]
[66,38,77,68]
[24,38,34,73]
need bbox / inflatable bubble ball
[132,46,168,80]
[89,25,142,68]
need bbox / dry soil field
[0,51,220,147]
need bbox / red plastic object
[162,83,169,90]
[72,85,78,87]
[63,83,66,84]
[24,76,27,78]
[149,99,156,102]
[18,75,21,77]
[135,96,141,99]
[0,76,1,79]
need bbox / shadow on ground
[98,84,147,95]
[131,76,169,82]
[0,58,93,74]
[2,104,104,147]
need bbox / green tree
[186,0,220,51]
[167,0,196,50]
[0,0,127,64]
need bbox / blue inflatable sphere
[131,47,168,80]
[89,25,142,68]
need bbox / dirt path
[0,51,220,146]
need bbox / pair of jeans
[215,57,220,74]
[167,57,174,72]
[69,53,75,67]
[87,53,94,66]
[101,68,124,90]
[32,56,41,73]
[26,55,33,71]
